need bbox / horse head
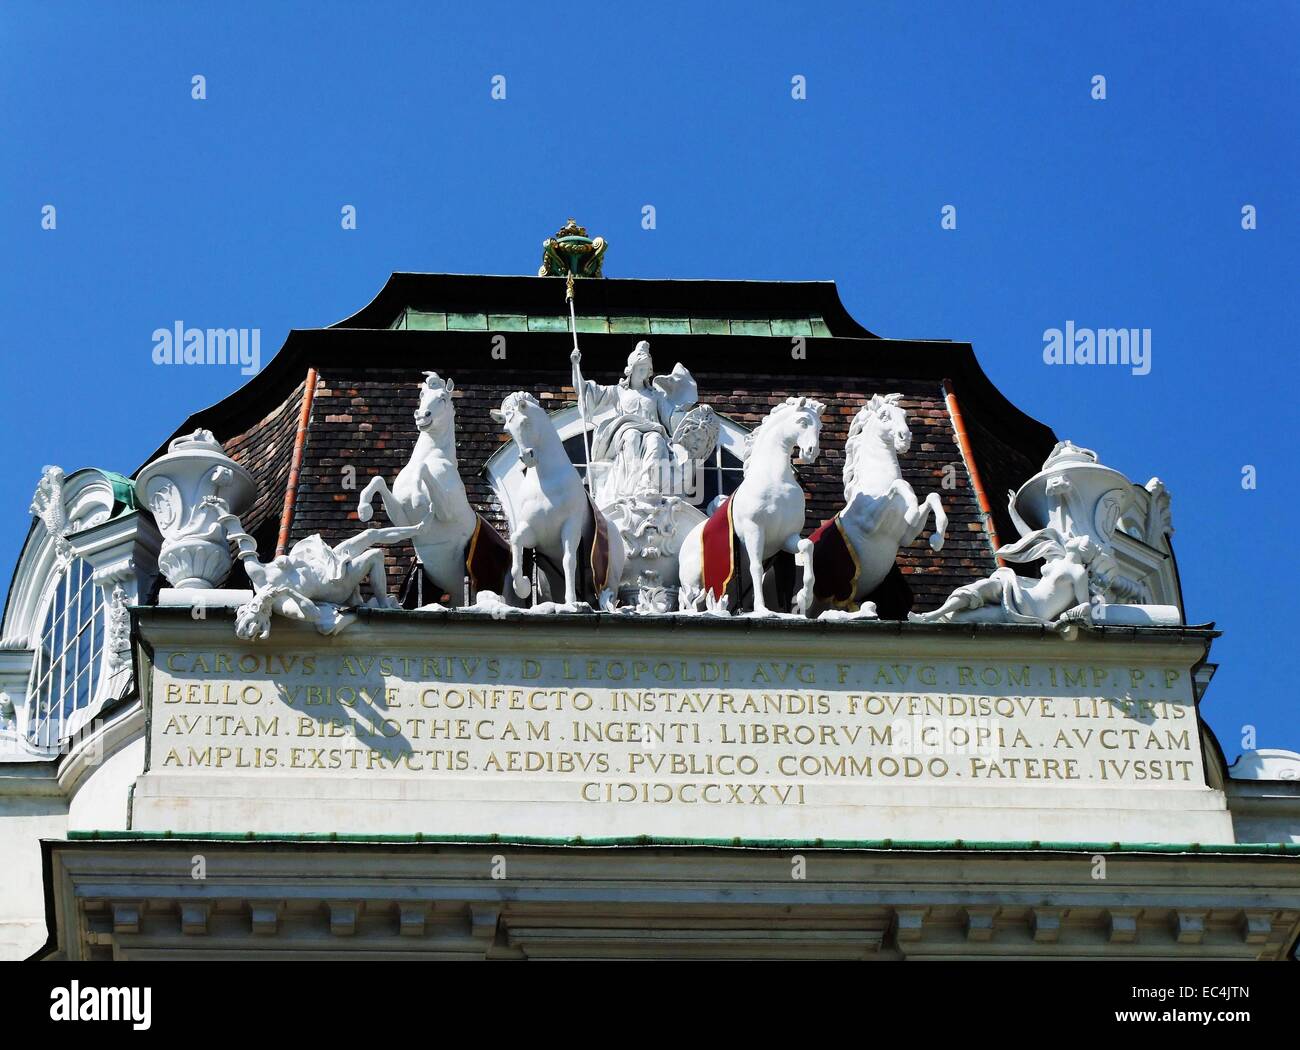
[415,372,455,433]
[785,396,826,465]
[844,393,911,502]
[492,391,543,468]
[852,393,910,455]
[743,396,826,473]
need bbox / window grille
[25,557,104,749]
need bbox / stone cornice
[41,839,1300,960]
[134,602,1219,660]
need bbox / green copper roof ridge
[395,307,826,335]
[97,469,137,512]
[68,467,137,515]
[66,830,1300,855]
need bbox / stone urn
[1011,440,1134,550]
[136,429,255,589]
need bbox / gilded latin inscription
[152,648,1206,806]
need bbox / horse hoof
[513,576,532,600]
[357,503,373,523]
[929,533,944,552]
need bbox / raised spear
[539,219,606,497]
[566,273,596,497]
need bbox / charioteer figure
[571,340,719,507]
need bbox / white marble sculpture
[203,472,420,639]
[1008,440,1175,612]
[30,466,73,564]
[678,396,825,616]
[909,438,1187,626]
[908,523,1098,625]
[602,493,700,610]
[570,341,720,609]
[571,341,719,507]
[136,429,255,589]
[797,394,947,618]
[356,372,485,605]
[491,391,626,610]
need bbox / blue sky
[2,2,1296,753]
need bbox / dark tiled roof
[221,378,305,542]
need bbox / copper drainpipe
[276,368,318,555]
[942,377,1004,565]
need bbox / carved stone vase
[136,430,255,589]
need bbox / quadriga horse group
[357,373,946,618]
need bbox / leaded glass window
[25,557,104,748]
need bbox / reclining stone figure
[201,468,420,639]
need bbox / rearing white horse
[798,393,947,618]
[492,391,625,610]
[356,372,481,605]
[678,396,825,616]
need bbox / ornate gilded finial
[539,218,607,278]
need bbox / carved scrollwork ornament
[30,465,73,565]
[105,584,132,672]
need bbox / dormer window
[24,556,104,749]
[0,466,159,761]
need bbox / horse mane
[742,396,826,475]
[422,372,454,408]
[499,391,540,416]
[844,393,904,499]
